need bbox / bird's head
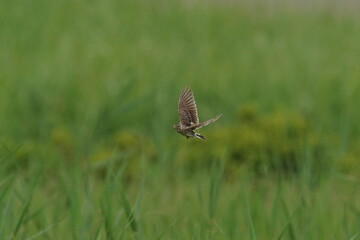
[173,124,180,131]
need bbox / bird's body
[173,87,221,140]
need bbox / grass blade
[349,232,360,240]
[279,198,296,240]
[119,184,138,234]
[12,192,33,238]
[246,197,257,240]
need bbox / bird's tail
[195,133,206,141]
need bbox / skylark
[173,86,221,140]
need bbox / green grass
[1,0,360,239]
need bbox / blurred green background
[1,0,360,239]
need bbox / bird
[173,86,221,140]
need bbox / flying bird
[173,86,221,140]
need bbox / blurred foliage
[2,103,359,180]
[337,140,360,178]
[89,130,156,180]
[51,125,74,160]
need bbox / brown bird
[173,86,221,140]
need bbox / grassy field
[1,0,360,239]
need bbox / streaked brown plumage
[173,86,221,140]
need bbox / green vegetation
[1,0,360,239]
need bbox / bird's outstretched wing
[178,87,199,126]
[183,114,222,130]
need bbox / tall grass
[1,0,360,238]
